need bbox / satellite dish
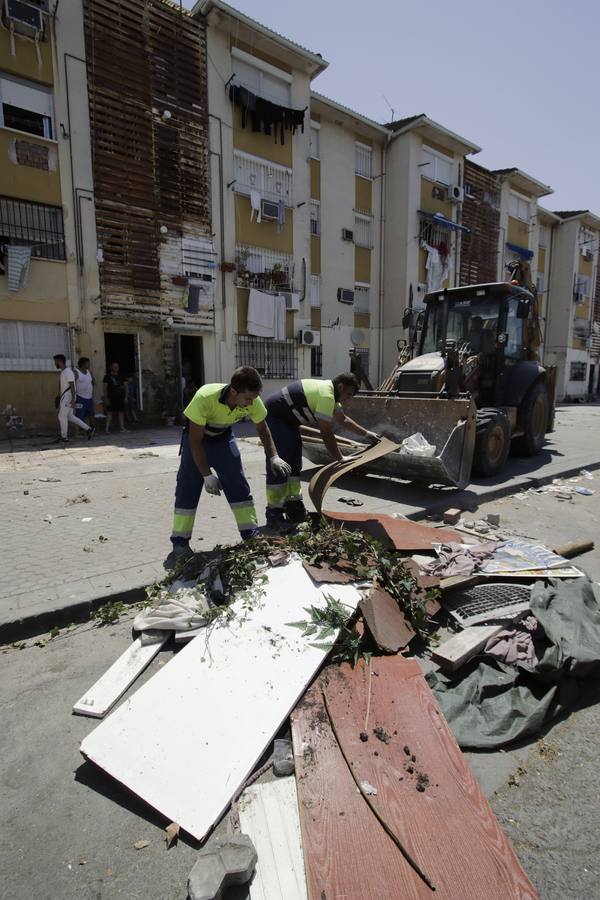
[350,329,365,347]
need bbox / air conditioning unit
[260,199,280,221]
[279,291,300,311]
[5,0,45,36]
[337,288,355,304]
[298,329,320,347]
[341,228,354,242]
[448,184,464,203]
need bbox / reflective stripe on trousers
[265,413,304,511]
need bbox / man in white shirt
[53,354,95,443]
[75,356,95,427]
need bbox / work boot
[265,507,287,529]
[164,542,193,569]
[284,497,307,524]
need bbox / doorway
[178,335,204,408]
[589,364,596,396]
[104,331,143,412]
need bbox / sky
[187,0,600,213]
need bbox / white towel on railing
[7,245,32,292]
[248,288,275,337]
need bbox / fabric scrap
[420,541,499,578]
[133,585,211,634]
[7,245,32,291]
[484,615,545,667]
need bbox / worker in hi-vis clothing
[169,366,291,562]
[263,373,379,527]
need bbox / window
[232,57,291,106]
[420,146,453,186]
[505,298,525,358]
[310,200,320,236]
[310,273,321,308]
[570,361,587,382]
[355,142,372,179]
[579,227,595,255]
[574,273,592,301]
[0,320,69,371]
[536,272,545,294]
[509,192,530,222]
[538,224,550,248]
[309,122,320,160]
[354,284,370,315]
[182,236,216,278]
[354,213,372,248]
[235,244,294,290]
[0,196,65,260]
[236,335,297,379]
[233,151,292,206]
[0,75,53,139]
[353,347,370,381]
[310,345,322,376]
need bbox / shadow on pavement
[0,425,183,457]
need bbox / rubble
[187,834,257,900]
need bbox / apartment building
[0,0,96,428]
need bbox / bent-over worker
[263,373,379,527]
[169,366,290,562]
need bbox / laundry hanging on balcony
[229,84,305,145]
[6,245,32,292]
[248,288,286,340]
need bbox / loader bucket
[302,393,477,490]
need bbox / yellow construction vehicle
[302,267,556,490]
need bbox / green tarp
[427,577,600,749]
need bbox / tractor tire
[472,408,511,477]
[514,381,549,456]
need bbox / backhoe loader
[302,268,556,491]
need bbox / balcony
[234,244,295,292]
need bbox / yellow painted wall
[232,105,293,168]
[0,372,58,428]
[0,30,54,85]
[354,314,370,345]
[310,159,320,200]
[538,247,546,272]
[507,216,530,246]
[574,299,590,319]
[310,307,321,329]
[579,256,593,278]
[572,336,587,351]
[235,195,293,253]
[355,247,371,283]
[419,179,453,217]
[355,175,372,214]
[0,261,68,320]
[0,130,61,204]
[311,235,321,275]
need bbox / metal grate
[236,335,297,379]
[235,244,294,291]
[444,582,531,627]
[355,142,372,178]
[0,196,65,260]
[310,344,322,376]
[234,151,292,206]
[354,214,372,248]
[419,215,451,248]
[310,200,320,236]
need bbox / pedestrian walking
[168,366,290,564]
[103,362,128,433]
[74,357,95,427]
[53,354,95,443]
[263,374,379,527]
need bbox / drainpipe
[208,113,226,381]
[543,222,557,356]
[377,136,390,385]
[454,161,462,286]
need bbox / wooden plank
[238,779,308,900]
[360,587,415,652]
[431,625,504,671]
[72,634,169,718]
[80,561,361,841]
[326,511,463,551]
[316,657,538,899]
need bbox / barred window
[234,150,293,206]
[354,284,370,315]
[354,214,372,248]
[310,274,321,308]
[569,361,587,382]
[310,200,321,236]
[0,196,65,260]
[236,335,297,379]
[0,320,69,371]
[310,345,322,376]
[355,142,372,179]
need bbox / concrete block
[188,833,257,900]
[273,738,295,776]
[486,513,501,526]
[442,508,462,525]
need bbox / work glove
[270,455,292,478]
[365,430,380,444]
[204,473,222,496]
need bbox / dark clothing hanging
[229,84,305,146]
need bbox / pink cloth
[484,616,543,667]
[421,542,499,578]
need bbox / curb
[2,458,600,646]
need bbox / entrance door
[179,335,204,407]
[104,331,141,410]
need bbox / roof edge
[310,92,392,136]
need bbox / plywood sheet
[309,438,402,513]
[326,511,463,551]
[72,634,169,718]
[238,779,308,900]
[80,561,361,841]
[360,587,415,652]
[293,658,538,899]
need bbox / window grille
[419,215,451,247]
[354,284,370,315]
[310,200,321,236]
[0,196,65,260]
[235,244,294,291]
[182,237,216,278]
[355,142,372,179]
[0,320,69,371]
[569,361,587,382]
[236,335,297,379]
[354,214,372,248]
[574,273,593,300]
[311,344,322,376]
[233,151,293,206]
[310,274,321,308]
[309,123,320,160]
[353,347,370,380]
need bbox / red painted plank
[292,659,538,900]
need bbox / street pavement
[0,484,598,899]
[1,403,599,641]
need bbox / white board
[80,560,361,841]
[431,624,503,671]
[73,633,169,718]
[238,779,308,900]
